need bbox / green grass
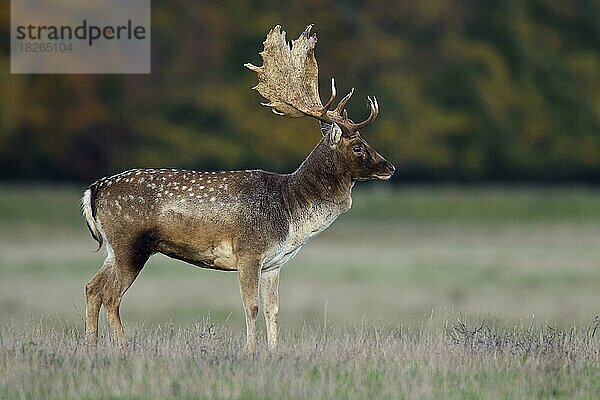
[0,184,83,228]
[1,184,600,398]
[351,184,600,223]
[1,319,599,399]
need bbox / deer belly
[157,238,238,271]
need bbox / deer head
[245,25,395,182]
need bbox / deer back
[88,168,295,267]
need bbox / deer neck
[287,139,353,212]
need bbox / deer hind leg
[260,268,280,352]
[102,251,149,349]
[100,233,154,349]
[85,258,113,348]
[238,258,262,354]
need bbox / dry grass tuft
[448,316,600,359]
[1,318,599,399]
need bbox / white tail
[81,189,102,250]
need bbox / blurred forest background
[1,0,599,183]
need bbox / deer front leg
[260,268,280,352]
[238,258,261,354]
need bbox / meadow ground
[0,184,599,399]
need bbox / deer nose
[383,160,395,175]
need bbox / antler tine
[320,78,337,112]
[333,88,354,116]
[348,96,379,131]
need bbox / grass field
[1,183,600,399]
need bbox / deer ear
[323,122,342,146]
[319,121,331,136]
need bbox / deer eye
[353,145,363,153]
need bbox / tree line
[1,0,599,182]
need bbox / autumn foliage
[1,1,599,182]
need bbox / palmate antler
[244,25,379,135]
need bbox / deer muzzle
[374,159,395,180]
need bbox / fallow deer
[82,24,395,353]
